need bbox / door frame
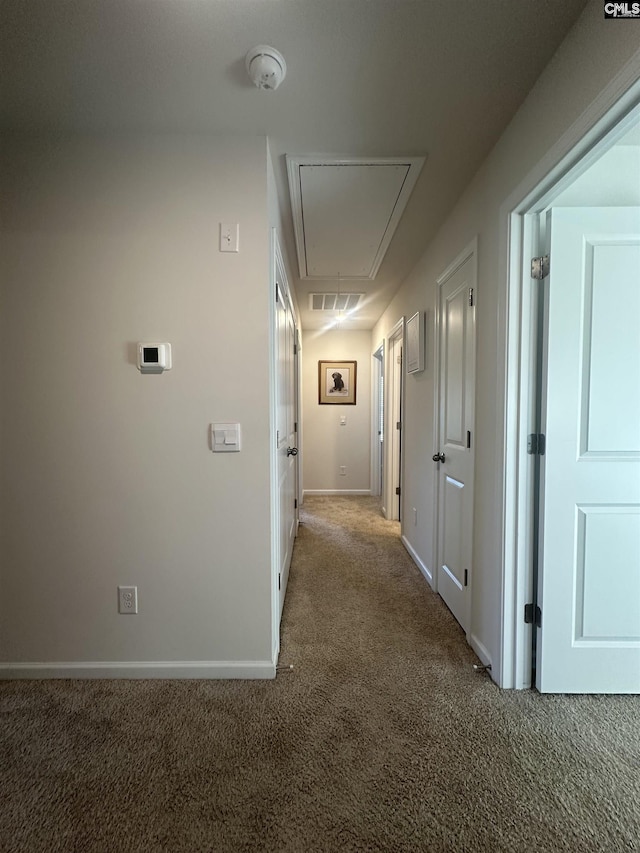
[499,73,640,689]
[384,319,404,522]
[432,238,477,634]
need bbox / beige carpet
[1,495,638,852]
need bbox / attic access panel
[286,156,425,280]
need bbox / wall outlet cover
[118,585,138,614]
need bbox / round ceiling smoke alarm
[245,45,287,90]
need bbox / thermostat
[137,343,172,374]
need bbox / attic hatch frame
[286,155,425,281]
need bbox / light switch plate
[211,423,241,452]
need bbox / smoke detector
[246,45,287,90]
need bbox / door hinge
[395,486,401,496]
[275,283,280,302]
[468,287,474,307]
[527,433,546,455]
[531,255,550,280]
[293,342,298,355]
[466,430,471,449]
[464,569,468,587]
[294,421,298,433]
[294,498,297,509]
[396,421,402,431]
[524,603,541,627]
[278,573,281,591]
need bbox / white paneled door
[538,207,640,693]
[275,256,298,621]
[385,321,404,522]
[434,245,476,634]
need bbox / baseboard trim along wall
[470,634,493,673]
[401,535,433,587]
[303,490,372,497]
[0,661,277,680]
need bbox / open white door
[385,321,403,521]
[434,244,476,634]
[538,206,640,693]
[275,247,298,620]
[371,345,384,499]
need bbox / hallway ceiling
[0,0,588,330]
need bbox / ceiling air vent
[310,293,364,312]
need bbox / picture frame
[318,360,357,405]
[406,311,425,374]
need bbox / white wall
[372,2,640,678]
[0,134,275,675]
[302,329,371,494]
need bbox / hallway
[2,496,638,852]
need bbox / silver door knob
[287,447,298,457]
[432,452,445,463]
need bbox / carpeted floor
[1,495,639,852]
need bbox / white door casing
[274,242,298,621]
[537,206,640,693]
[434,241,477,635]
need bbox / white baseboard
[401,535,433,588]
[0,660,277,680]
[303,489,372,497]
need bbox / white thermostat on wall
[137,343,172,374]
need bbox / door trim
[500,74,640,689]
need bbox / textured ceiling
[0,0,588,329]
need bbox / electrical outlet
[339,465,347,476]
[118,586,138,614]
[413,507,418,525]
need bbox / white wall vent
[309,293,364,312]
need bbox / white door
[371,346,384,498]
[537,206,640,693]
[386,327,403,522]
[275,264,298,620]
[435,247,476,633]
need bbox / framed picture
[318,360,357,405]
[406,311,425,374]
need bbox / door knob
[432,452,445,463]
[287,447,298,457]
